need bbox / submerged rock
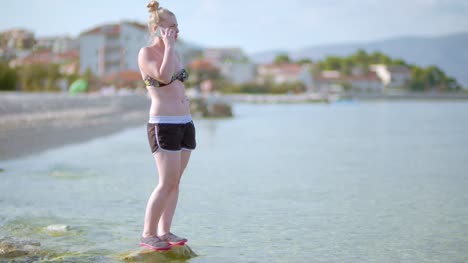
[118,245,197,262]
[0,236,44,259]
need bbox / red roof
[57,50,79,60]
[188,59,219,71]
[80,22,147,36]
[81,24,121,36]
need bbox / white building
[79,21,148,77]
[220,62,256,84]
[347,72,385,92]
[35,36,78,54]
[203,47,255,84]
[314,70,384,93]
[257,63,314,90]
[370,64,412,88]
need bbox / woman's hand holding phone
[158,27,176,46]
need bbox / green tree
[297,58,313,65]
[0,62,18,91]
[16,63,62,91]
[274,54,291,64]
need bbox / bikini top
[143,69,189,88]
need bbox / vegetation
[313,49,461,91]
[0,62,84,92]
[409,66,460,91]
[16,64,65,92]
[0,62,17,91]
[219,81,305,94]
[274,54,291,64]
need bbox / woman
[138,0,196,251]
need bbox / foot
[139,235,171,251]
[158,232,188,246]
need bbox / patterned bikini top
[143,69,189,88]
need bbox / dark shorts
[147,120,196,154]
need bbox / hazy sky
[2,0,467,53]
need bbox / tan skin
[138,13,192,238]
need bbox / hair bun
[147,0,160,13]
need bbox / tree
[16,63,63,91]
[297,58,313,65]
[274,54,291,64]
[0,62,17,91]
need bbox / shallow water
[1,101,468,262]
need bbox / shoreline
[1,91,467,161]
[0,92,150,161]
[207,91,468,104]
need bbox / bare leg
[157,150,192,235]
[142,151,181,237]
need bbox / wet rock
[190,98,233,118]
[118,245,197,262]
[207,102,233,118]
[0,236,42,259]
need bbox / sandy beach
[0,92,150,161]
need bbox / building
[370,64,412,88]
[187,59,220,85]
[347,72,384,92]
[79,21,148,77]
[257,63,314,90]
[219,62,256,85]
[202,47,256,85]
[313,70,344,93]
[314,70,384,93]
[35,36,78,54]
[0,29,35,50]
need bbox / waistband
[148,115,192,124]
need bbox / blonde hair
[146,0,174,34]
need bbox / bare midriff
[146,80,191,116]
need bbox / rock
[44,225,70,235]
[0,168,4,173]
[190,97,233,118]
[118,245,197,262]
[0,236,42,259]
[207,102,233,118]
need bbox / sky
[1,0,468,54]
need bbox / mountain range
[249,32,468,87]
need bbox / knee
[158,180,179,194]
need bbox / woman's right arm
[138,28,177,84]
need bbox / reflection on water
[1,101,468,262]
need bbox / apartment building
[79,21,148,77]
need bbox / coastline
[210,91,468,104]
[1,91,467,161]
[0,92,150,161]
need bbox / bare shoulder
[138,47,150,59]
